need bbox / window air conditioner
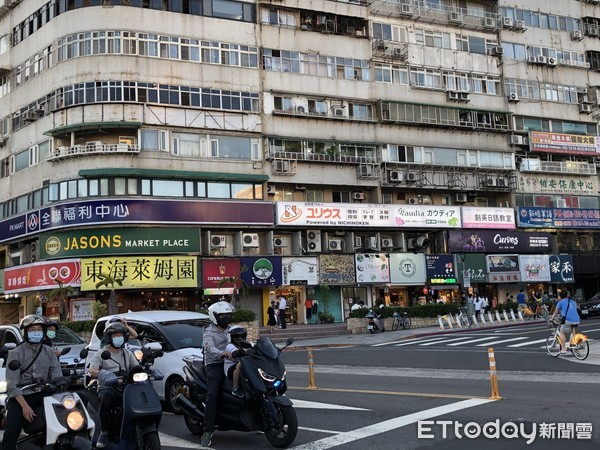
[502,17,513,29]
[547,57,558,66]
[572,30,584,41]
[328,238,344,251]
[537,55,548,65]
[491,46,503,56]
[455,193,468,203]
[210,235,226,248]
[333,107,345,116]
[447,91,460,101]
[483,17,496,29]
[267,185,276,195]
[23,111,37,122]
[527,56,538,64]
[408,197,420,205]
[273,236,287,247]
[513,20,526,31]
[242,233,260,248]
[353,192,365,200]
[507,92,520,102]
[580,104,592,114]
[511,134,524,145]
[389,170,403,182]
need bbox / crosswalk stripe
[419,337,472,346]
[446,336,500,346]
[475,337,528,346]
[391,337,449,347]
[507,338,549,347]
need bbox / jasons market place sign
[40,228,200,259]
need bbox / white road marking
[419,337,472,346]
[390,337,450,347]
[159,432,199,448]
[475,337,528,346]
[292,399,371,411]
[299,426,341,434]
[508,338,549,347]
[446,336,500,346]
[290,398,494,450]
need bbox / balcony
[47,142,140,162]
[519,159,597,175]
[265,150,379,165]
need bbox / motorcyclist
[1,314,64,450]
[88,322,139,448]
[43,318,62,357]
[201,301,235,447]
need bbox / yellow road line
[288,385,492,400]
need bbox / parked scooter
[176,337,298,448]
[7,346,95,449]
[85,342,164,450]
[365,309,385,334]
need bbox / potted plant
[318,312,334,324]
[318,283,334,323]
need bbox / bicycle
[522,302,549,320]
[545,318,589,360]
[456,306,473,328]
[391,311,411,331]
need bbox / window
[415,29,451,49]
[172,132,201,157]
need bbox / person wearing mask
[201,301,235,447]
[278,295,287,329]
[223,326,248,398]
[550,291,581,355]
[44,319,62,357]
[99,316,138,346]
[2,315,64,450]
[88,322,139,448]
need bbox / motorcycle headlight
[258,368,276,382]
[61,396,77,410]
[133,372,148,382]
[66,410,85,431]
[0,381,7,394]
[134,349,144,361]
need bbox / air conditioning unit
[328,238,344,251]
[527,55,538,64]
[406,172,419,183]
[400,3,412,15]
[353,192,365,200]
[483,178,497,187]
[407,197,420,205]
[380,238,393,248]
[572,29,584,41]
[483,17,496,29]
[580,103,592,114]
[389,170,403,182]
[458,92,470,102]
[513,20,526,31]
[273,236,286,247]
[448,11,461,23]
[353,236,363,248]
[306,230,322,252]
[210,235,226,248]
[455,193,468,203]
[333,107,345,117]
[555,199,567,208]
[502,17,513,29]
[511,134,524,145]
[23,111,37,122]
[522,137,529,146]
[364,236,378,251]
[295,105,306,113]
[392,47,407,59]
[537,55,548,65]
[496,178,508,188]
[374,39,387,51]
[242,233,260,248]
[266,185,276,195]
[447,91,460,101]
[547,57,558,66]
[491,46,504,56]
[587,26,599,37]
[359,164,373,177]
[30,241,38,263]
[508,92,520,102]
[274,160,290,173]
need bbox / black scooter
[176,337,298,448]
[85,343,164,450]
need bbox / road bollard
[495,310,502,323]
[307,347,318,390]
[454,314,462,328]
[502,310,510,323]
[446,315,454,329]
[487,348,502,400]
[438,315,445,330]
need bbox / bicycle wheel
[546,335,561,357]
[572,340,590,360]
[537,308,549,320]
[402,317,411,330]
[392,317,400,332]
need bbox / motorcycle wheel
[141,430,161,450]
[264,405,298,448]
[184,414,204,435]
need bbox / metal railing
[47,142,140,162]
[519,159,596,175]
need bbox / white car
[86,311,210,413]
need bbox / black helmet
[20,314,47,331]
[103,322,129,345]
[228,326,247,344]
[45,319,60,330]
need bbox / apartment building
[0,0,598,324]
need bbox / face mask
[47,330,56,340]
[111,336,125,348]
[28,331,44,343]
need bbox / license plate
[582,310,588,315]
[367,325,374,330]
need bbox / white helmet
[208,301,235,327]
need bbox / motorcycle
[85,342,164,450]
[175,337,298,448]
[7,347,95,449]
[365,310,385,333]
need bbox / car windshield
[159,320,207,349]
[54,327,85,345]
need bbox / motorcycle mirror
[79,347,89,359]
[101,350,112,360]
[285,338,294,346]
[3,343,16,351]
[8,359,21,371]
[60,346,71,356]
[143,342,163,352]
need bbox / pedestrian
[275,302,280,327]
[516,288,527,311]
[482,296,490,313]
[278,295,287,329]
[466,293,475,317]
[474,294,483,319]
[305,297,313,324]
[267,301,277,333]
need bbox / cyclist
[550,291,580,355]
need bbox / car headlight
[133,372,148,382]
[0,381,7,394]
[66,410,85,431]
[258,368,276,382]
[61,396,77,410]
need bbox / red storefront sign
[202,259,241,289]
[4,259,81,294]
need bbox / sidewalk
[287,320,600,366]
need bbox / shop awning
[78,168,269,182]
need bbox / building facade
[0,0,598,324]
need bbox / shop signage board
[529,131,600,156]
[518,207,600,228]
[70,299,94,321]
[202,259,241,289]
[456,254,487,285]
[4,259,81,294]
[389,253,426,285]
[276,202,461,228]
[40,227,201,259]
[241,257,282,287]
[425,254,457,284]
[517,174,597,196]
[461,207,515,229]
[354,253,390,283]
[486,254,521,283]
[549,254,575,283]
[519,255,551,282]
[448,230,555,253]
[319,254,356,285]
[0,199,274,243]
[281,257,319,285]
[80,256,197,290]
